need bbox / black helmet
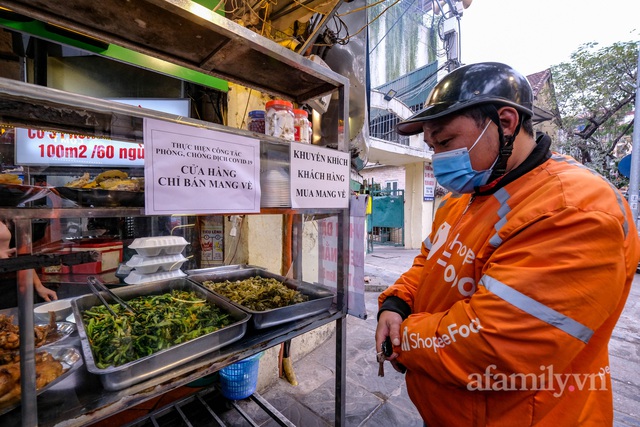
[396,62,534,136]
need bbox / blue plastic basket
[219,352,263,400]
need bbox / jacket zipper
[462,195,475,215]
[448,195,475,235]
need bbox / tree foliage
[551,40,638,188]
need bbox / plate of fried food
[54,170,144,207]
[0,173,50,207]
[0,346,83,415]
[0,314,75,355]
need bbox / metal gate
[368,189,404,248]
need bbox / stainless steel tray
[184,264,266,276]
[187,267,335,329]
[0,346,83,415]
[70,278,250,391]
[38,322,76,347]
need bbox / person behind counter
[1,220,57,309]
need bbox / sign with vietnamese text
[14,98,189,167]
[143,118,260,215]
[290,144,350,209]
[15,128,145,167]
[424,162,435,201]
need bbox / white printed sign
[424,162,435,201]
[144,118,260,215]
[14,129,145,167]
[290,144,350,209]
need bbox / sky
[458,0,640,76]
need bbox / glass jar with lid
[265,100,295,141]
[293,109,310,143]
[247,110,265,134]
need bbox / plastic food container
[219,352,263,400]
[128,236,188,257]
[265,100,294,141]
[124,269,186,285]
[126,254,187,274]
[247,110,265,134]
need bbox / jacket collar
[476,132,552,196]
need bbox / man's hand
[375,310,403,359]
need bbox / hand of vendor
[0,246,16,259]
[34,273,57,302]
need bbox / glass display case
[0,0,352,425]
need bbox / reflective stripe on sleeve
[489,188,511,248]
[424,236,432,250]
[480,275,594,344]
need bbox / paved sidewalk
[218,246,422,426]
[225,246,640,426]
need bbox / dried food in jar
[265,100,295,141]
[293,109,310,143]
[247,110,265,134]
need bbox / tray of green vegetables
[70,278,250,391]
[187,267,335,329]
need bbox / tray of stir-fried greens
[187,267,335,329]
[71,278,250,391]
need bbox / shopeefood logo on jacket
[401,318,483,353]
[427,221,477,297]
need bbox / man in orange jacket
[375,62,640,426]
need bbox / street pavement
[224,246,640,426]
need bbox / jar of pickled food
[247,110,265,134]
[265,100,295,141]
[293,109,310,143]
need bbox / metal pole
[628,42,640,233]
[15,218,37,426]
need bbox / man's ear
[497,107,520,138]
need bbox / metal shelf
[0,308,343,426]
[0,2,351,425]
[121,388,296,427]
[0,77,312,143]
[0,0,348,102]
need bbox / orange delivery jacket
[379,140,640,426]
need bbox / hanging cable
[369,0,418,54]
[312,0,401,47]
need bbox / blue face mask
[431,121,495,194]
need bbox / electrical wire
[313,0,402,47]
[340,0,400,44]
[337,0,390,16]
[279,0,342,18]
[369,0,418,54]
[226,0,434,57]
[391,64,442,100]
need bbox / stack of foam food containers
[124,236,189,285]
